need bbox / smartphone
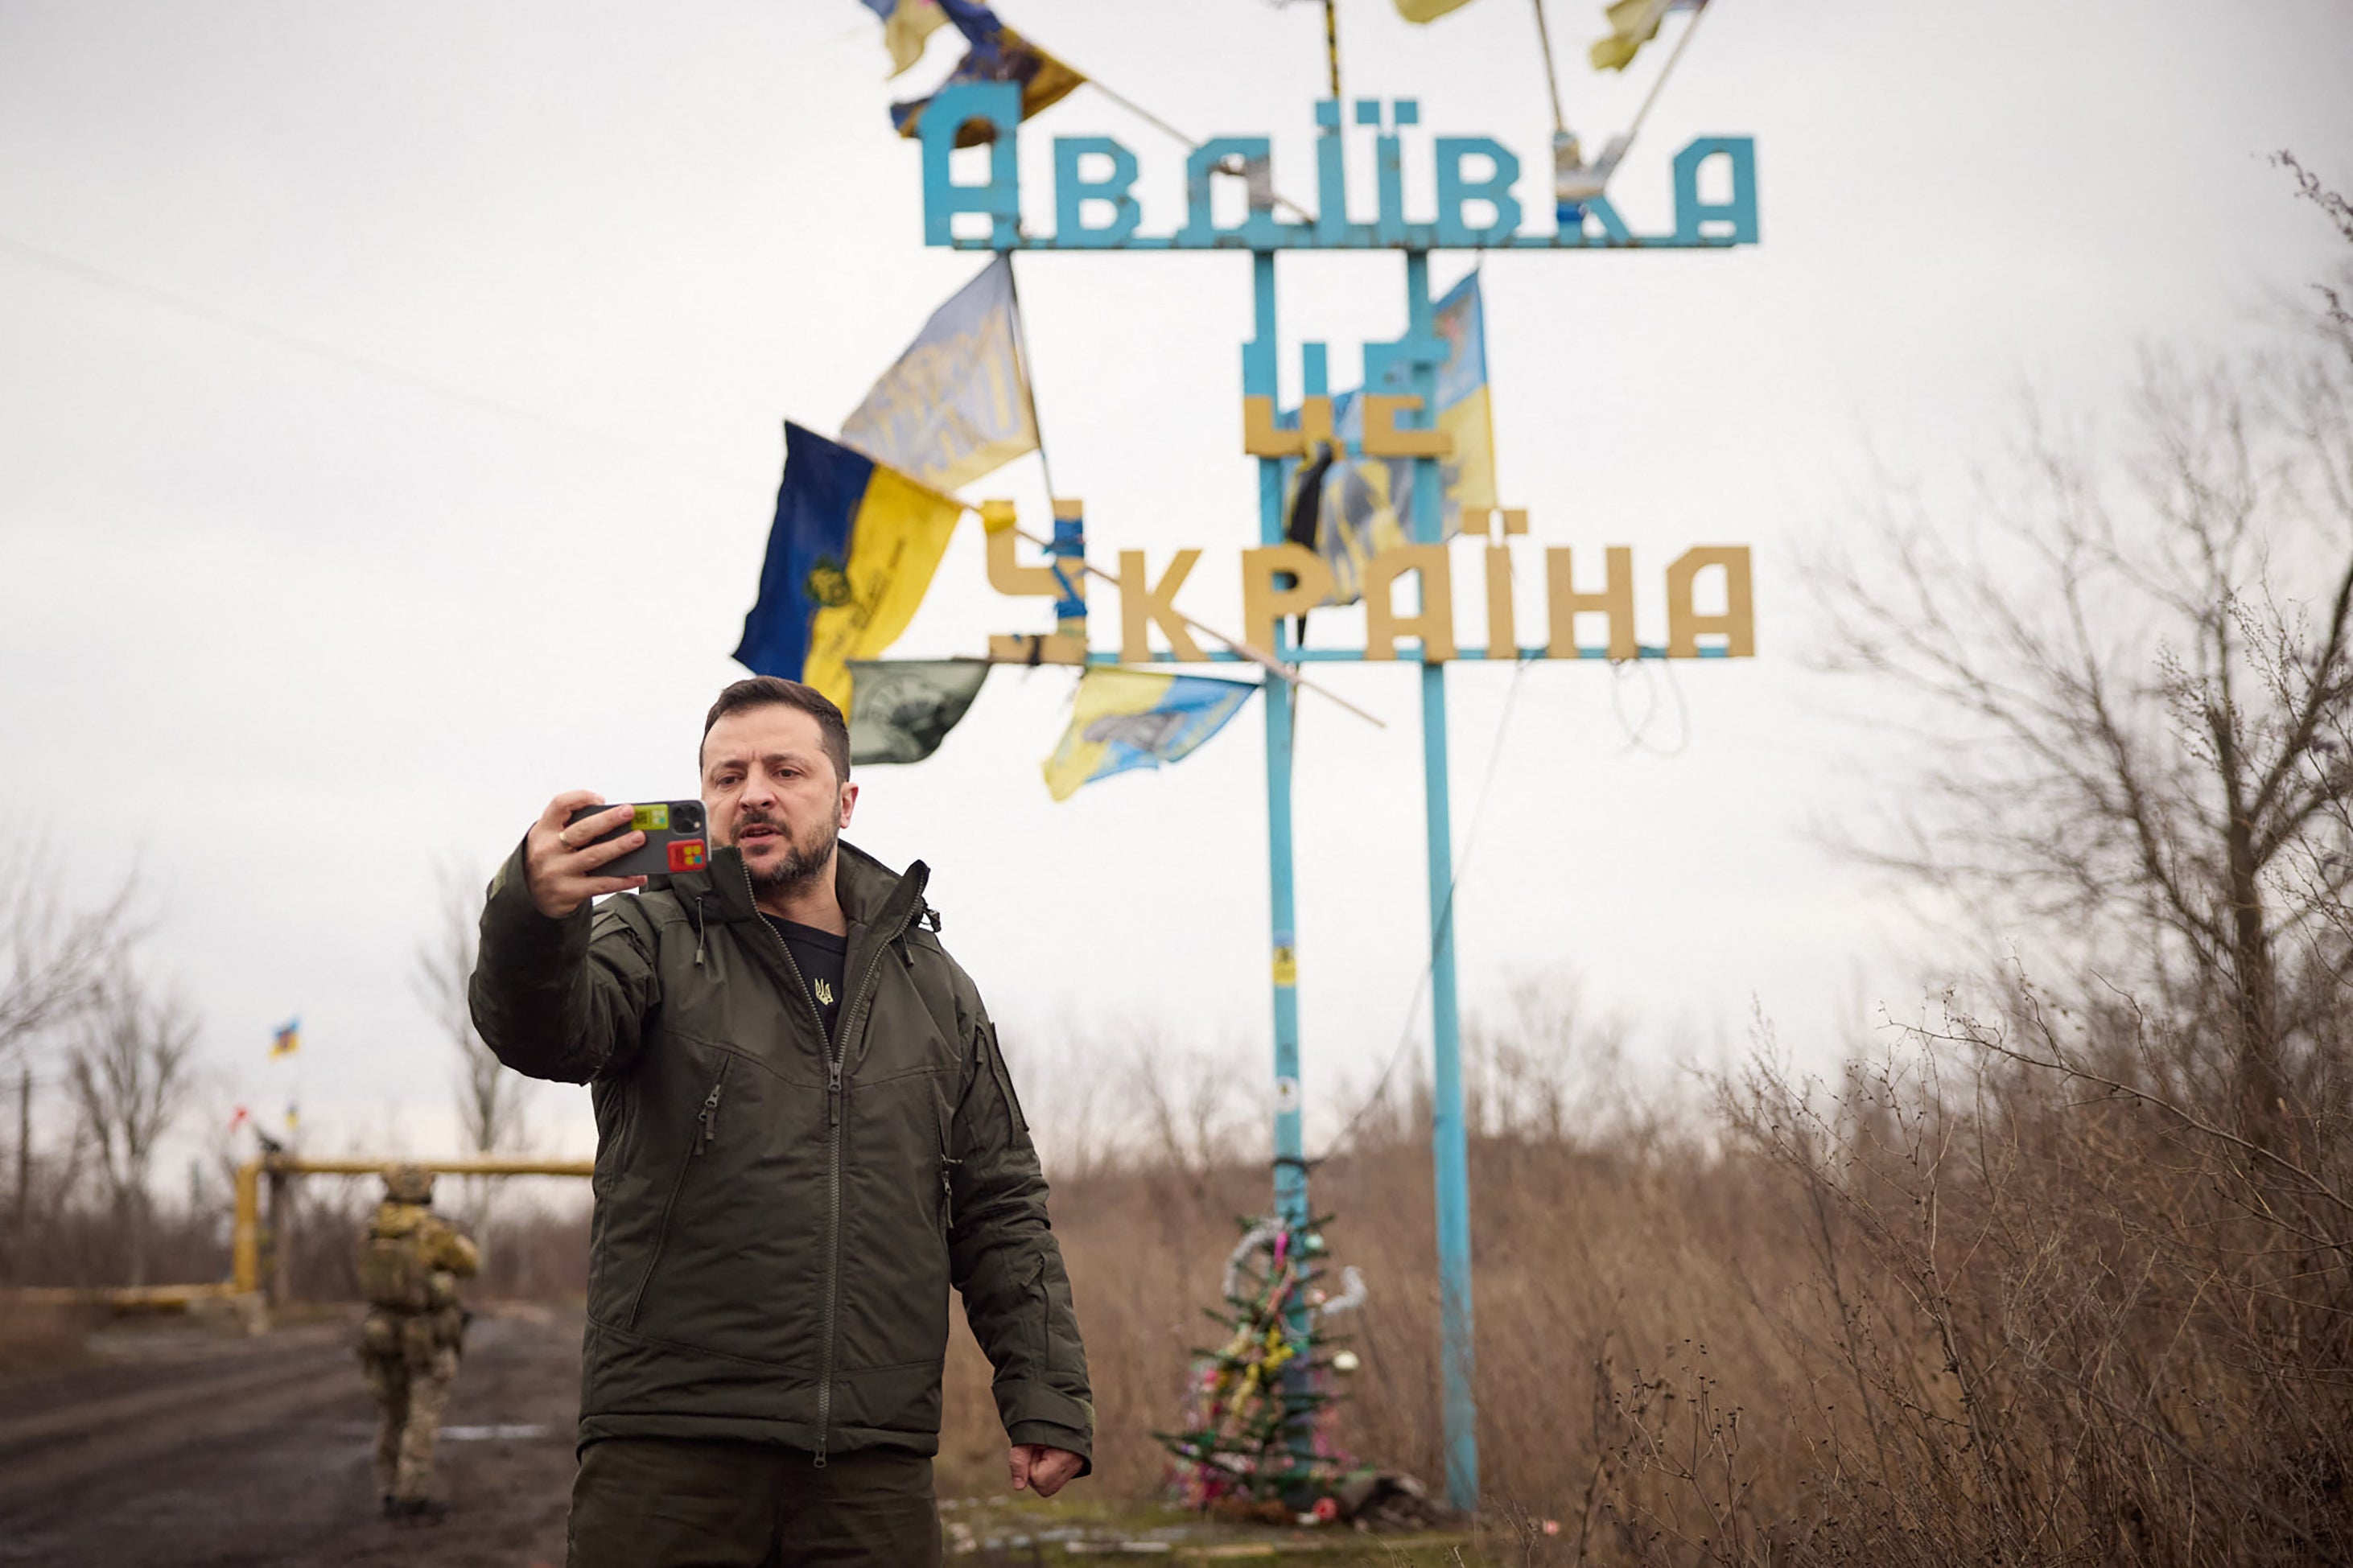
[566,800,709,879]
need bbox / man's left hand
[1008,1443,1084,1498]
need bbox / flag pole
[1322,0,1342,100]
[1000,256,1057,502]
[1531,0,1568,134]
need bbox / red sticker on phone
[669,839,707,871]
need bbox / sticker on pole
[1271,945,1298,986]
[1274,1076,1301,1115]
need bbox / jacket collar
[656,838,929,936]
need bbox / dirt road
[0,1307,1487,1566]
[0,1303,579,1568]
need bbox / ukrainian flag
[270,1018,300,1058]
[889,0,1085,146]
[1288,271,1496,608]
[1043,669,1257,802]
[734,424,964,713]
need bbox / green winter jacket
[468,838,1092,1467]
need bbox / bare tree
[1814,165,2353,1147]
[416,859,530,1224]
[68,974,197,1286]
[0,830,136,1063]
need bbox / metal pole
[14,1066,28,1274]
[1404,250,1479,1512]
[266,1167,291,1308]
[1251,250,1319,1486]
[1252,252,1307,1238]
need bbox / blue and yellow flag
[270,1018,300,1058]
[734,425,964,713]
[839,257,1037,494]
[1286,272,1496,606]
[858,0,949,76]
[890,0,1084,146]
[1043,669,1256,802]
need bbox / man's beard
[741,813,837,900]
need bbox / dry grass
[939,992,2353,1566]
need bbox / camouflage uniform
[355,1164,480,1514]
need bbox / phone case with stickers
[565,800,709,881]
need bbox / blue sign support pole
[1254,249,1308,1241]
[1252,250,1320,1484]
[1403,249,1479,1512]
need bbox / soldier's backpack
[358,1223,434,1312]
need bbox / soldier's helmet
[381,1163,435,1204]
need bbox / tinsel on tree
[1156,1212,1367,1515]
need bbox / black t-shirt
[763,915,847,1041]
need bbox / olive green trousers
[566,1437,942,1568]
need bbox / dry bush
[1705,994,2351,1566]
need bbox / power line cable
[0,233,740,490]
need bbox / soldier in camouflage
[356,1163,480,1521]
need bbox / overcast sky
[2,0,2348,1174]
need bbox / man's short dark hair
[702,677,851,785]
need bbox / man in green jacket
[470,675,1090,1568]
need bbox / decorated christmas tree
[1156,1212,1367,1517]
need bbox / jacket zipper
[746,857,925,1469]
[822,891,921,1464]
[622,1058,731,1330]
[735,857,896,1467]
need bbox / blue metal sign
[921,81,1756,251]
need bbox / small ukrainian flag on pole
[270,1018,301,1059]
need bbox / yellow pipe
[274,1157,595,1179]
[229,1155,591,1294]
[12,1282,244,1308]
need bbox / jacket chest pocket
[855,964,962,1080]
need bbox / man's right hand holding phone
[524,790,649,919]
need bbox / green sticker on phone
[633,805,670,831]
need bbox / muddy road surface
[0,1303,580,1567]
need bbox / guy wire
[1620,0,1711,155]
[1076,76,1317,225]
[1309,648,1537,1163]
